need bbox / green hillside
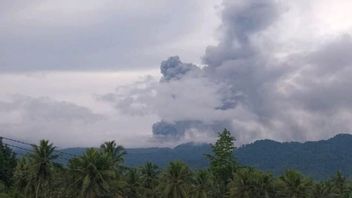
[62,133,352,179]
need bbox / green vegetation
[0,138,16,188]
[121,133,352,179]
[1,130,352,197]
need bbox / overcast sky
[1,0,352,148]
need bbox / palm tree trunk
[35,181,41,198]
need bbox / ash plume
[107,0,352,144]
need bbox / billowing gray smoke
[152,120,232,140]
[160,56,201,81]
[103,0,352,143]
[151,0,352,143]
[152,0,283,141]
[204,0,279,67]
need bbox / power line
[3,142,33,154]
[3,142,72,163]
[0,136,77,163]
[0,136,35,147]
[0,136,78,158]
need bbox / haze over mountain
[60,133,352,180]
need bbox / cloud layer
[0,0,220,71]
[105,0,352,144]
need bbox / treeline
[0,129,352,198]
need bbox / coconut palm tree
[254,170,276,197]
[228,168,251,198]
[190,170,212,198]
[0,139,17,188]
[69,148,115,198]
[228,168,275,198]
[310,182,337,198]
[330,171,348,196]
[13,157,36,197]
[29,140,58,198]
[124,168,142,198]
[160,161,192,198]
[139,162,160,197]
[277,170,312,198]
[100,141,126,166]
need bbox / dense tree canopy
[1,129,352,197]
[0,138,16,188]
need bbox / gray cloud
[0,95,103,122]
[289,35,352,113]
[98,76,158,116]
[0,0,219,72]
[0,95,162,147]
[152,121,181,139]
[160,56,201,81]
[203,0,279,67]
[0,95,106,145]
[152,120,232,140]
[103,0,352,144]
[199,0,352,142]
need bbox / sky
[1,0,352,148]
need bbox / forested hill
[236,134,352,179]
[62,133,352,179]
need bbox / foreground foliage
[1,129,352,197]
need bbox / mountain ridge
[40,133,352,179]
